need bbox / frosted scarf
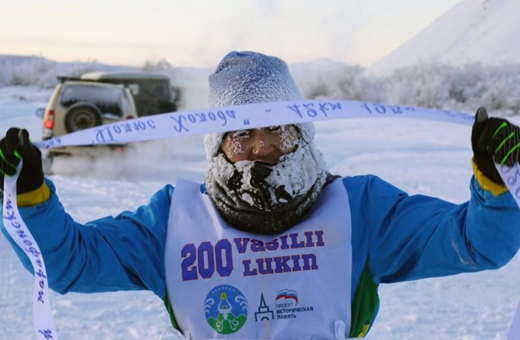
[205,134,328,234]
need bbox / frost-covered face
[221,125,299,164]
[206,124,327,234]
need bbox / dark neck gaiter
[205,139,328,234]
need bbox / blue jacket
[2,175,520,337]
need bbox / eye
[268,126,282,133]
[228,130,251,139]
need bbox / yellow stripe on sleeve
[472,159,508,197]
[17,182,50,207]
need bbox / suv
[41,81,137,157]
[78,71,179,117]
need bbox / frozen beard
[205,133,327,234]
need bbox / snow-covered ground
[2,85,520,340]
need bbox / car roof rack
[57,76,82,83]
[81,71,170,80]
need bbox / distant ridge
[368,0,520,74]
[0,54,133,70]
[0,54,51,63]
[0,54,138,88]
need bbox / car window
[127,84,140,95]
[60,85,124,117]
[138,80,171,99]
[109,79,175,117]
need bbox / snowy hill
[368,0,520,74]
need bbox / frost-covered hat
[203,51,316,159]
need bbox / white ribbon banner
[3,161,58,340]
[508,302,520,340]
[3,98,520,339]
[32,100,476,148]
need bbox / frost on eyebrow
[223,130,248,158]
[279,125,298,151]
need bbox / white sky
[0,0,463,68]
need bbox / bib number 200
[181,240,233,281]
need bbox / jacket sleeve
[0,179,172,298]
[345,175,520,285]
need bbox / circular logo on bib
[204,285,248,334]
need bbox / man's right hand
[0,128,44,194]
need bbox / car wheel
[64,104,102,133]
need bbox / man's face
[221,125,299,164]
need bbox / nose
[251,129,275,159]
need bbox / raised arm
[1,128,171,298]
[346,174,520,285]
[349,108,520,284]
[1,179,172,298]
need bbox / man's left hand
[472,107,520,184]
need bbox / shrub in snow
[294,60,520,116]
[359,62,519,115]
[11,58,54,87]
[0,60,14,86]
[0,56,129,89]
[142,58,175,73]
[141,58,182,89]
[291,60,365,101]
